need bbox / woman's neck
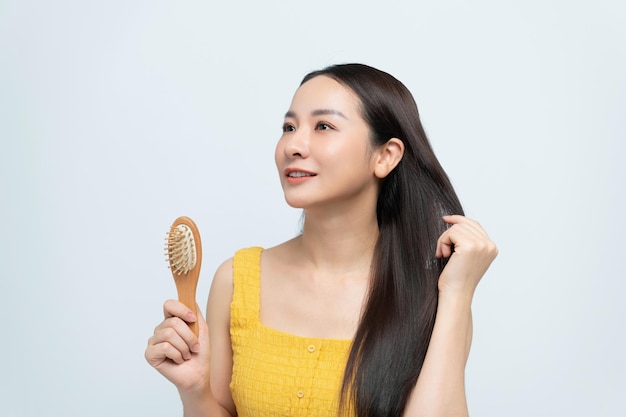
[296,206,379,276]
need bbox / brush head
[165,223,197,275]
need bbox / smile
[288,172,316,178]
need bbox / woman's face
[275,75,381,210]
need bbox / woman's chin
[283,197,307,209]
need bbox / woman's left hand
[435,215,498,296]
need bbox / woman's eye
[316,122,332,130]
[282,123,295,132]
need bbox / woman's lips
[284,168,317,184]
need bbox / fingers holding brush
[147,301,197,362]
[163,298,198,325]
[145,300,210,389]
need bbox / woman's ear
[374,138,405,179]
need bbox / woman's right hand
[145,300,211,393]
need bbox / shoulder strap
[231,246,263,322]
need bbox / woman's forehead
[288,75,361,116]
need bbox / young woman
[145,63,498,417]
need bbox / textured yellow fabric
[230,247,353,417]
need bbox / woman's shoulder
[209,256,235,301]
[212,244,268,280]
[261,236,301,262]
[211,238,301,290]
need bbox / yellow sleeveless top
[229,247,353,416]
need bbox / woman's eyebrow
[312,109,348,119]
[284,109,348,119]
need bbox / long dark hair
[300,64,464,416]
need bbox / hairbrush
[165,216,202,336]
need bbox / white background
[1,1,624,416]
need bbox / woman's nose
[284,129,309,159]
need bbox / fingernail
[187,312,196,322]
[192,344,200,353]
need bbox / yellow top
[230,247,353,417]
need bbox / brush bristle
[165,224,197,275]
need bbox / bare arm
[145,259,237,417]
[403,215,497,417]
[403,292,474,417]
[180,258,237,417]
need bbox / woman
[145,63,498,417]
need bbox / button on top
[307,344,316,353]
[297,389,304,398]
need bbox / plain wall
[1,1,624,416]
